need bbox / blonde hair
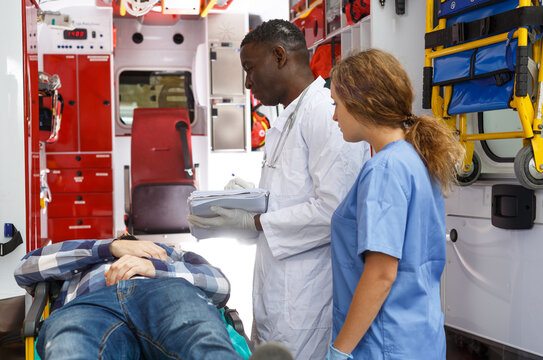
[330,49,465,192]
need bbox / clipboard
[188,189,269,239]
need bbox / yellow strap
[200,0,218,18]
[296,0,323,20]
[120,0,126,16]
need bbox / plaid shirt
[14,239,230,309]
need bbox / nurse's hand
[187,206,257,231]
[224,177,255,190]
[325,345,353,360]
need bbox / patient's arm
[14,239,115,294]
[110,240,168,261]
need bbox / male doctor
[188,19,370,359]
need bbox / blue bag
[426,0,542,114]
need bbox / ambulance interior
[1,0,543,359]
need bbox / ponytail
[405,115,465,192]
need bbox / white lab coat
[253,77,371,359]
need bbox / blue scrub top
[331,140,446,359]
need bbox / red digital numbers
[64,28,87,40]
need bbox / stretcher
[424,0,543,189]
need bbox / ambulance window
[118,70,194,126]
[479,109,523,162]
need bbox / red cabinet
[79,55,113,151]
[46,155,114,242]
[304,2,325,47]
[48,217,114,242]
[291,2,325,48]
[47,168,113,193]
[43,54,114,242]
[43,54,112,153]
[47,193,113,218]
[43,55,79,152]
[47,153,112,169]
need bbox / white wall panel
[0,0,26,299]
[444,216,543,356]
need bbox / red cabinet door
[29,55,40,153]
[48,192,113,218]
[48,217,114,242]
[48,168,113,193]
[78,55,112,152]
[43,54,79,152]
[46,153,112,169]
[31,154,41,219]
[30,154,41,251]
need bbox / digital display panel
[63,28,88,40]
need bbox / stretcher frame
[424,0,543,189]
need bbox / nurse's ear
[272,45,287,69]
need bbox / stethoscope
[262,86,310,169]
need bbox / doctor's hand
[187,206,257,231]
[325,345,353,360]
[224,177,255,190]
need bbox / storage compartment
[47,192,113,218]
[303,2,325,47]
[211,104,246,151]
[210,44,245,96]
[48,168,113,193]
[48,217,114,242]
[46,153,112,169]
[444,215,543,356]
[42,53,114,242]
[43,54,112,153]
[78,55,112,151]
[43,55,78,152]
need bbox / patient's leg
[36,285,141,359]
[37,278,241,360]
[120,278,242,360]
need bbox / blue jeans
[37,278,242,360]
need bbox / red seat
[126,108,196,234]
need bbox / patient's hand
[104,255,156,286]
[110,240,168,261]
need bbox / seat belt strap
[1,224,23,257]
[426,6,543,49]
[175,121,194,179]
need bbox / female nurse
[325,49,465,359]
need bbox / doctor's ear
[272,46,287,68]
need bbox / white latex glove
[187,206,257,231]
[224,177,255,190]
[325,345,353,360]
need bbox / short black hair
[117,233,138,240]
[241,19,307,52]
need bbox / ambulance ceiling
[96,0,233,23]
